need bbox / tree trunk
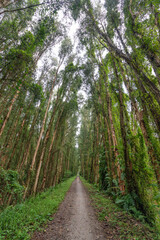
[113,60,133,193]
[0,87,20,137]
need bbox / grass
[0,176,75,240]
[81,177,160,240]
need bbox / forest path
[32,177,108,240]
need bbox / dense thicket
[0,0,160,231]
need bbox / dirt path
[32,177,109,240]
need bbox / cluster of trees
[0,0,160,230]
[76,0,160,229]
[0,0,79,207]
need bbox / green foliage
[0,177,75,240]
[59,37,73,60]
[0,168,24,209]
[5,48,32,71]
[115,193,146,222]
[99,148,109,190]
[27,83,44,101]
[20,31,35,52]
[62,170,74,181]
[34,16,56,46]
[69,0,83,20]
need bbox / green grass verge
[0,176,76,240]
[81,177,159,240]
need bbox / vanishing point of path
[32,177,108,240]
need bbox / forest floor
[31,177,158,240]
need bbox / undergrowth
[0,176,75,240]
[81,177,159,240]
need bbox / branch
[129,0,135,20]
[0,2,48,15]
[95,35,109,52]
